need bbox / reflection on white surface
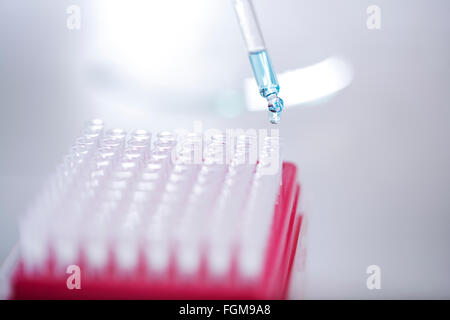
[245,57,353,111]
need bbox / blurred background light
[92,0,215,88]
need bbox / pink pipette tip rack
[10,120,303,299]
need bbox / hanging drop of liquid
[267,95,283,125]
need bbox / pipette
[231,0,284,124]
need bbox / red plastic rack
[11,162,303,299]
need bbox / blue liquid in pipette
[249,49,284,124]
[249,50,279,97]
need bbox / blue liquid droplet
[267,96,283,125]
